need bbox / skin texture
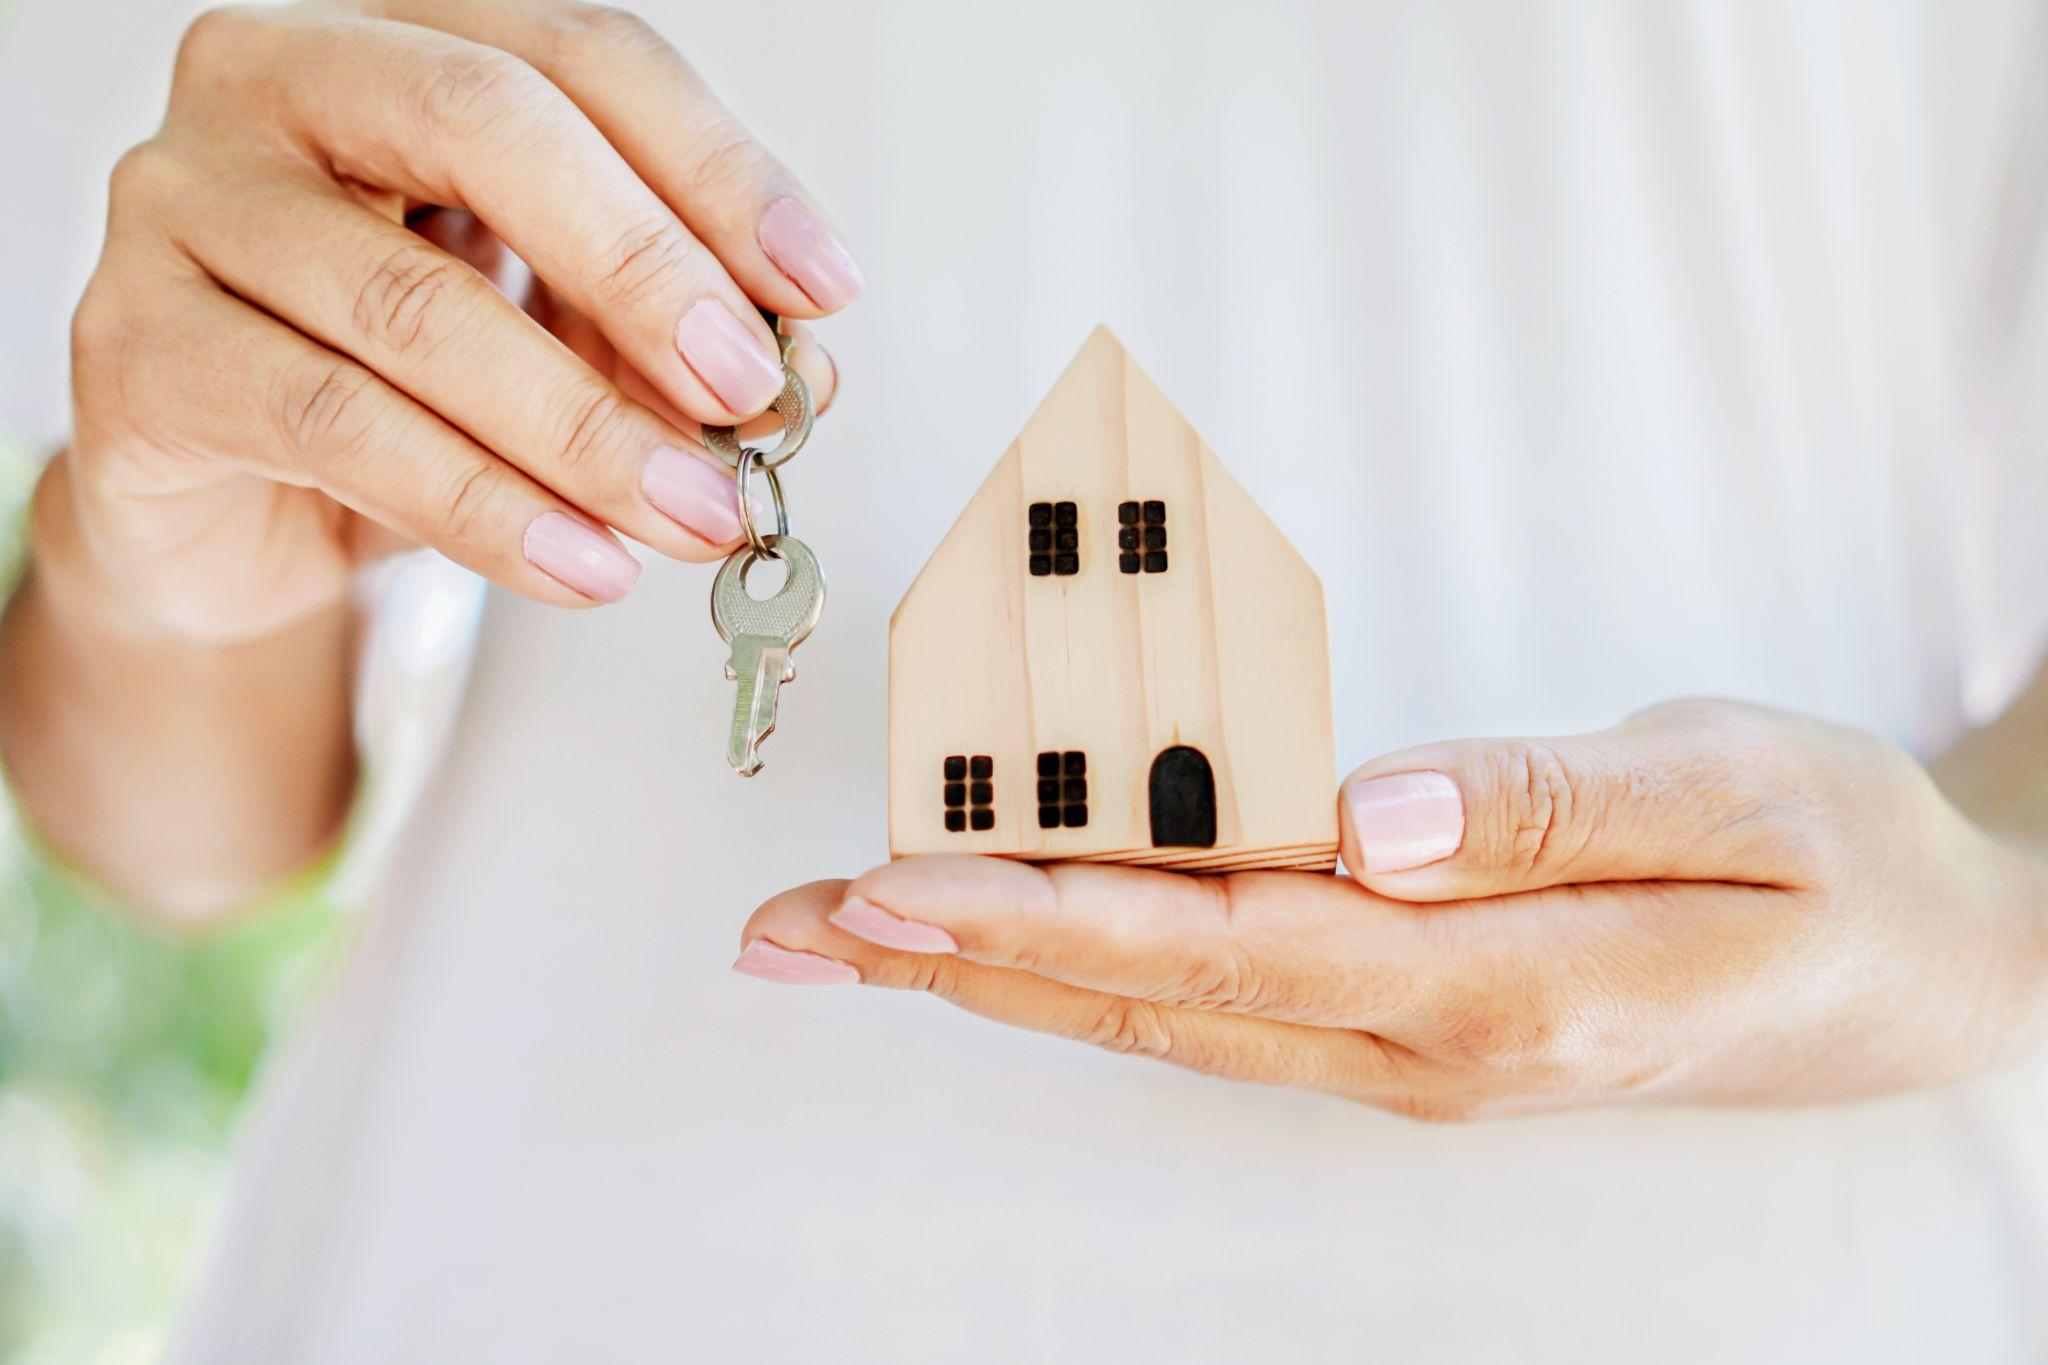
[745,696,2048,1118]
[0,0,854,917]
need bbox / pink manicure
[642,446,745,544]
[758,198,867,311]
[732,940,860,985]
[522,512,639,603]
[674,300,783,415]
[828,897,958,954]
[1343,771,1465,873]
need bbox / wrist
[22,451,170,641]
[22,450,348,647]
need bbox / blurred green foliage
[0,445,347,1362]
[0,849,341,1364]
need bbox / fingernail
[732,940,860,985]
[758,198,867,311]
[827,896,958,954]
[522,512,640,603]
[1343,771,1464,873]
[675,300,784,415]
[641,445,744,544]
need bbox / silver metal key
[711,534,826,776]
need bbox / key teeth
[730,731,767,777]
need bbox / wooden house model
[888,327,1337,873]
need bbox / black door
[1148,746,1217,847]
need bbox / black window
[944,755,995,831]
[1037,750,1087,828]
[1029,502,1080,577]
[1118,500,1168,573]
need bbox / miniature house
[888,327,1337,872]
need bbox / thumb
[1336,702,1816,902]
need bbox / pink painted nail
[641,446,745,544]
[674,300,783,415]
[758,198,866,311]
[1343,771,1465,873]
[732,940,860,985]
[522,512,639,603]
[827,897,958,954]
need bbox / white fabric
[7,1,2048,1360]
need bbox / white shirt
[10,2,2048,1360]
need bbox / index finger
[208,10,787,423]
[741,879,1418,1101]
[375,0,866,316]
[798,855,1463,1035]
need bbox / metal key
[711,534,827,776]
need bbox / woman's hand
[55,0,854,640]
[0,0,860,915]
[744,701,2048,1119]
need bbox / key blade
[726,638,789,776]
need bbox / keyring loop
[734,447,789,560]
[704,366,814,472]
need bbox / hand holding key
[51,0,855,642]
[4,0,860,907]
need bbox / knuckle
[1078,997,1177,1062]
[1646,699,1782,771]
[684,117,775,195]
[1488,741,1583,876]
[172,6,258,89]
[540,4,671,61]
[1161,938,1280,1017]
[429,461,502,544]
[69,275,132,368]
[1635,699,1798,797]
[898,952,954,996]
[593,213,695,308]
[1161,946,1252,1012]
[415,49,557,146]
[351,243,482,357]
[549,382,637,476]
[106,141,184,217]
[1130,879,1285,1017]
[69,271,161,444]
[1629,695,1736,730]
[273,356,381,465]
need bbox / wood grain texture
[889,327,1336,872]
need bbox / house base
[1023,840,1340,874]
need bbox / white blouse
[83,0,2048,1359]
